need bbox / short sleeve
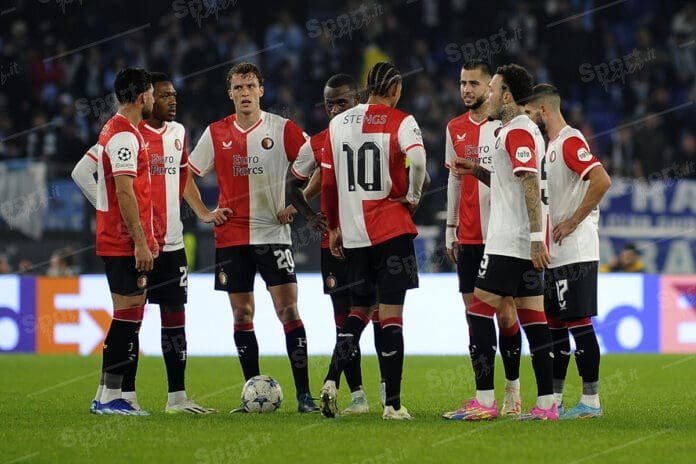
[397,115,425,154]
[85,144,99,162]
[444,125,456,168]
[291,140,317,180]
[505,128,537,174]
[562,136,601,180]
[284,120,308,162]
[106,131,140,176]
[188,126,214,176]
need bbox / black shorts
[102,256,149,297]
[344,234,418,304]
[148,248,188,306]
[456,244,485,294]
[475,253,544,298]
[215,244,297,294]
[544,261,598,320]
[321,247,351,296]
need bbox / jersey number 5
[343,142,382,192]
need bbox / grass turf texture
[1,354,695,464]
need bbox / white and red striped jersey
[79,121,189,252]
[544,125,602,267]
[444,112,501,244]
[138,120,188,252]
[95,113,155,256]
[291,128,330,249]
[189,111,306,247]
[486,114,546,260]
[321,103,425,248]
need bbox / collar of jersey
[233,112,264,133]
[500,113,527,129]
[467,112,487,126]
[548,125,572,144]
[114,112,139,131]
[142,121,168,135]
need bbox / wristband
[530,231,544,242]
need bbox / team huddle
[72,58,611,421]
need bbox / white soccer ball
[241,375,283,413]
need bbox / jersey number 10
[343,142,382,192]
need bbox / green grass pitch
[1,354,695,463]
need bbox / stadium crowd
[0,0,694,271]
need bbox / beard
[141,108,153,119]
[464,95,486,110]
[535,118,547,135]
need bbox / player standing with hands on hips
[319,62,427,420]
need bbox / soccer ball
[241,375,283,413]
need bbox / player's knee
[496,311,516,329]
[274,303,299,323]
[330,293,351,316]
[233,305,254,323]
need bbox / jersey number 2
[343,142,382,192]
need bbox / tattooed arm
[451,157,491,187]
[519,171,550,270]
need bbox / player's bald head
[529,83,561,109]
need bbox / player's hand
[134,241,154,272]
[446,242,459,264]
[452,157,476,177]
[277,205,297,225]
[530,240,550,271]
[152,240,160,259]
[202,208,233,226]
[329,228,345,260]
[307,212,327,233]
[552,218,579,246]
[391,196,418,215]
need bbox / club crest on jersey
[218,271,228,286]
[222,140,233,150]
[550,150,556,162]
[261,137,274,150]
[577,147,592,162]
[325,274,337,290]
[136,274,148,289]
[515,147,532,163]
[175,139,182,151]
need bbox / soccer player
[286,73,388,414]
[73,73,220,414]
[451,64,557,421]
[81,68,156,415]
[525,84,611,419]
[441,60,523,420]
[319,62,427,420]
[184,62,318,413]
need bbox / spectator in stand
[600,243,646,273]
[46,247,77,277]
[0,254,11,274]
